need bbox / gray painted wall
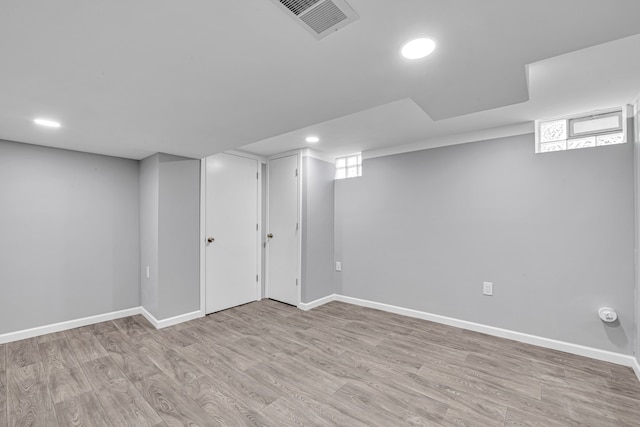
[157,154,200,319]
[0,140,140,335]
[139,155,160,318]
[139,153,200,321]
[635,102,640,365]
[334,133,636,354]
[301,156,335,303]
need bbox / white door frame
[199,150,267,316]
[265,150,302,307]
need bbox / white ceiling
[244,33,640,159]
[1,1,639,160]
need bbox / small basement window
[535,108,626,153]
[335,153,362,180]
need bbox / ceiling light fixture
[34,118,61,128]
[305,136,320,143]
[401,38,436,60]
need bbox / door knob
[267,233,274,239]
[207,237,215,243]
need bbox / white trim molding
[301,148,335,164]
[363,122,533,160]
[0,305,206,344]
[199,158,207,317]
[298,294,337,311]
[633,357,640,382]
[0,307,141,345]
[140,307,203,329]
[299,294,638,371]
[225,149,268,164]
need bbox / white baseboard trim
[2,296,636,378]
[140,307,203,329]
[298,294,337,311]
[331,295,637,369]
[0,307,141,345]
[632,357,640,382]
[0,306,206,344]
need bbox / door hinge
[296,278,298,286]
[296,223,299,231]
[295,168,298,177]
[256,274,259,282]
[256,172,259,179]
[256,223,258,231]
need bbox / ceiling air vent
[280,0,322,15]
[271,0,358,40]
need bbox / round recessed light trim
[305,136,320,143]
[401,37,436,60]
[34,118,61,128]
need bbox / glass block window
[567,137,595,150]
[335,153,362,180]
[596,132,624,146]
[540,119,567,143]
[540,141,566,153]
[536,108,625,153]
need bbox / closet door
[266,154,299,306]
[205,153,259,313]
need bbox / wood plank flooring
[1,299,639,426]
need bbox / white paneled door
[205,153,259,314]
[266,154,299,306]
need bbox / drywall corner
[139,153,201,322]
[157,154,201,320]
[301,156,335,303]
[139,154,160,319]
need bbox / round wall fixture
[598,307,617,323]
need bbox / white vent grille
[271,0,358,40]
[280,0,321,16]
[300,1,347,34]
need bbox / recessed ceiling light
[34,118,61,128]
[305,136,320,143]
[401,38,436,60]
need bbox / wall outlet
[483,281,493,296]
[146,266,150,279]
[336,261,342,272]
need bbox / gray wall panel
[139,153,200,321]
[0,140,140,334]
[157,154,200,319]
[139,154,159,318]
[302,157,335,303]
[335,133,635,354]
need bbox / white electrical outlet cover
[483,281,493,296]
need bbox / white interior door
[205,153,259,314]
[267,154,299,306]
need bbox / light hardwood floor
[1,299,639,426]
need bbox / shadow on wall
[602,319,628,349]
